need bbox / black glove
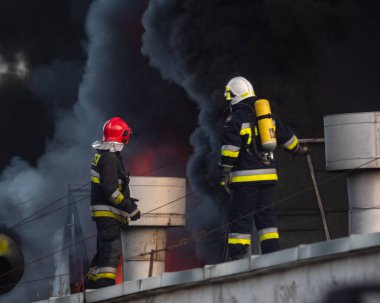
[293,144,310,157]
[219,166,231,186]
[129,208,141,221]
[127,197,140,221]
[117,197,139,214]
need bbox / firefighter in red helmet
[85,117,141,289]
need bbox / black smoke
[0,0,196,301]
[142,0,380,262]
[0,0,89,171]
[0,0,380,300]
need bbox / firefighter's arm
[121,173,131,198]
[275,119,308,156]
[219,114,242,186]
[99,157,140,220]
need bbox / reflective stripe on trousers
[258,227,279,242]
[88,266,117,281]
[228,233,251,245]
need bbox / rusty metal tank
[121,177,186,281]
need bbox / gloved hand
[293,144,310,157]
[219,165,232,187]
[128,197,140,221]
[117,197,139,214]
[129,208,141,221]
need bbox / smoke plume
[0,0,194,301]
[141,0,380,262]
[1,0,380,300]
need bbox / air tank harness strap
[256,114,272,120]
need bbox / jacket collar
[92,141,124,152]
[232,97,256,110]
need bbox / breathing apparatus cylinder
[254,99,277,151]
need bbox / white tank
[324,112,380,234]
[324,112,380,171]
[121,177,186,281]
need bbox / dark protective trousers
[228,184,280,259]
[86,218,122,288]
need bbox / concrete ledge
[140,276,161,291]
[161,267,204,287]
[299,237,350,260]
[122,279,140,295]
[251,247,299,270]
[349,232,380,251]
[34,293,84,303]
[205,257,251,279]
[34,231,380,303]
[85,284,123,302]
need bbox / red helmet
[103,117,131,144]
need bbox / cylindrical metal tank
[121,177,186,281]
[347,171,380,233]
[324,112,380,171]
[324,112,380,235]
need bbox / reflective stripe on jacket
[91,150,130,223]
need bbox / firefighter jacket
[90,148,139,223]
[219,98,299,185]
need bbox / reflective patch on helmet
[224,85,232,101]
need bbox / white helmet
[224,76,256,104]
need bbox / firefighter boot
[96,277,116,288]
[261,238,280,254]
[84,267,97,290]
[228,244,249,261]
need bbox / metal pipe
[306,152,330,240]
[148,250,155,277]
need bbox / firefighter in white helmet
[85,117,141,289]
[219,76,307,260]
